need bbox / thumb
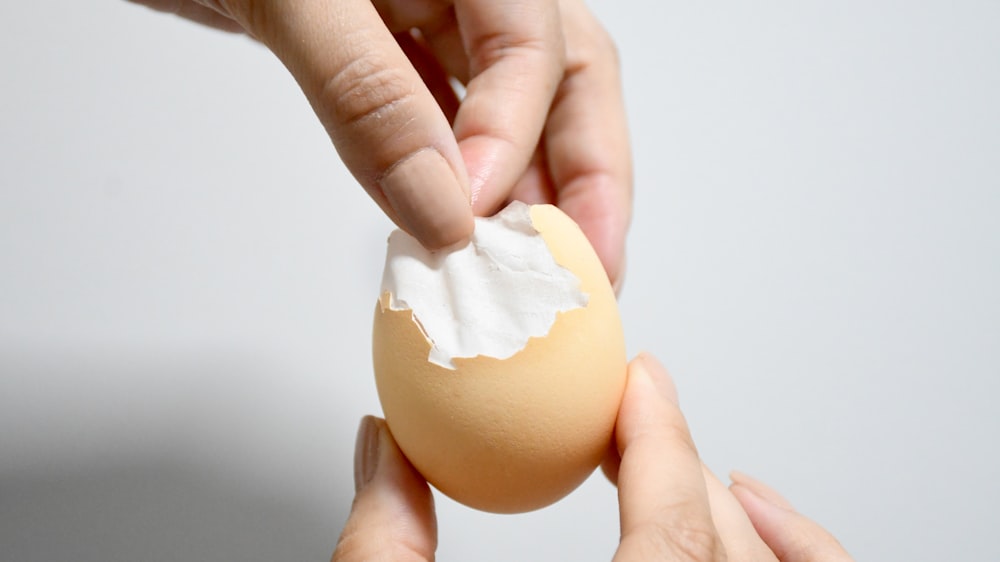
[223,0,474,249]
[333,416,437,562]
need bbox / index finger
[452,0,565,213]
[224,0,474,249]
[614,354,726,561]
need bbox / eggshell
[372,204,626,513]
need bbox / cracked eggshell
[371,204,626,513]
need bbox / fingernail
[467,160,493,209]
[730,470,795,511]
[634,352,678,405]
[379,148,474,249]
[354,416,381,493]
[611,271,624,297]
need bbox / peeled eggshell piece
[380,201,589,368]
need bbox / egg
[371,202,626,513]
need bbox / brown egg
[372,203,626,513]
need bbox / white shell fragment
[380,202,589,369]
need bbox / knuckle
[597,26,621,67]
[213,0,267,35]
[630,408,699,457]
[240,0,266,34]
[469,30,563,74]
[629,516,727,562]
[194,0,226,13]
[784,531,852,562]
[331,522,367,562]
[664,523,727,562]
[323,55,417,130]
[333,525,430,562]
[565,16,618,72]
[664,420,700,456]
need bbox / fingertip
[729,481,784,519]
[616,353,694,468]
[367,419,433,504]
[630,352,677,405]
[615,353,680,454]
[379,148,475,250]
[412,208,475,251]
[335,416,437,562]
[615,351,721,555]
[729,470,795,511]
[728,482,795,555]
[729,479,853,562]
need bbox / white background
[2,2,998,561]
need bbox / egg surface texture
[372,202,626,513]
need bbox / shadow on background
[0,349,353,562]
[1,462,340,562]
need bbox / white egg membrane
[380,202,589,369]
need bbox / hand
[331,354,853,561]
[127,0,631,287]
[601,354,853,561]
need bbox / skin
[126,0,631,289]
[335,354,854,561]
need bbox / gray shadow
[1,463,341,562]
[0,350,353,562]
